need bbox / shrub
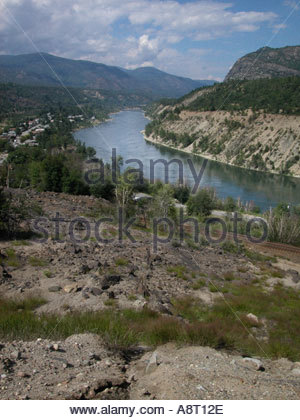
[172,183,191,204]
[0,188,29,238]
[224,196,236,212]
[90,178,115,201]
[28,256,48,267]
[221,240,244,254]
[0,248,21,268]
[223,271,236,281]
[115,258,129,266]
[192,279,206,290]
[265,204,300,245]
[187,188,214,217]
[43,270,53,278]
[167,265,188,280]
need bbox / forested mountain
[0,53,215,98]
[0,83,155,122]
[180,77,300,115]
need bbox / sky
[0,0,299,81]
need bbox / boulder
[48,286,62,292]
[90,287,102,296]
[101,275,122,290]
[145,351,158,374]
[246,313,259,324]
[0,265,12,283]
[64,284,78,294]
[242,357,264,371]
[288,270,300,284]
[11,351,21,360]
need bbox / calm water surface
[74,110,300,211]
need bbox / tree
[172,183,191,204]
[62,169,90,195]
[86,146,96,159]
[29,161,44,190]
[187,188,214,217]
[41,155,66,192]
[115,177,133,209]
[224,196,236,212]
[152,184,176,220]
[0,188,30,237]
[90,178,115,201]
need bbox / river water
[74,110,300,211]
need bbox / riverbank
[143,132,300,180]
[74,110,300,209]
[73,107,145,134]
[144,106,300,179]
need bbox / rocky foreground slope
[1,336,300,400]
[1,190,300,399]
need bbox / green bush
[90,179,115,201]
[0,188,30,238]
[172,183,191,204]
[264,203,300,245]
[224,196,236,212]
[186,188,214,217]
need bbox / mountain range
[0,53,215,99]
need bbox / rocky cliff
[145,76,300,177]
[225,46,300,81]
[145,108,300,177]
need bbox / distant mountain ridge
[123,66,214,97]
[225,45,300,81]
[0,53,215,98]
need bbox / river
[74,110,300,211]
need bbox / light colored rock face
[146,109,300,177]
[128,344,300,400]
[225,46,300,81]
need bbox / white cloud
[138,35,158,52]
[0,0,279,79]
[273,23,287,33]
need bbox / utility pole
[6,164,10,188]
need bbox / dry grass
[1,282,300,360]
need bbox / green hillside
[0,83,154,123]
[173,77,300,115]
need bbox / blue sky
[0,0,299,80]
